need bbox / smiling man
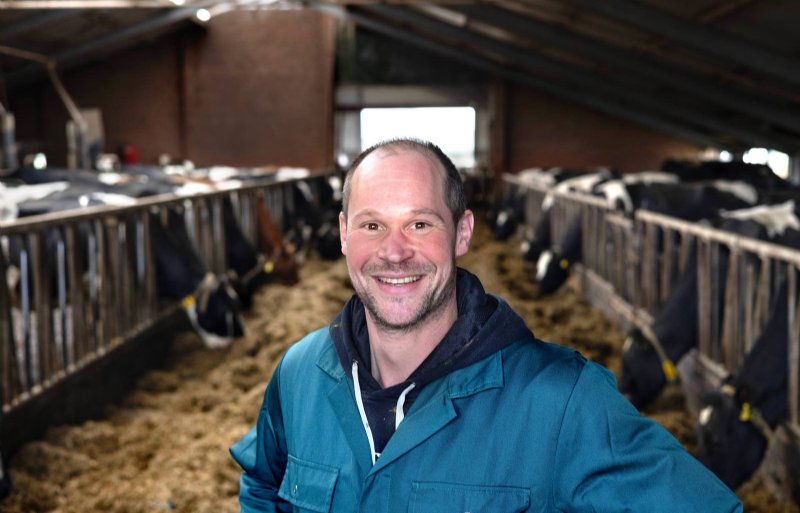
[231,138,741,512]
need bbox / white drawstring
[395,383,416,429]
[352,361,379,466]
[351,361,417,466]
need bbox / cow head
[520,237,546,263]
[535,250,570,294]
[316,218,342,261]
[619,329,667,409]
[491,206,520,241]
[696,386,768,490]
[185,273,245,348]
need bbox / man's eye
[413,222,430,230]
[364,222,379,230]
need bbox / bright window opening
[743,147,790,180]
[360,107,476,168]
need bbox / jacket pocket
[278,455,339,512]
[410,481,531,513]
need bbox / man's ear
[455,210,474,257]
[339,211,348,255]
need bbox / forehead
[351,148,446,191]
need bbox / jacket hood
[329,267,535,455]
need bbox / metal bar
[29,230,54,387]
[0,246,22,408]
[0,10,79,41]
[565,0,800,87]
[0,1,177,8]
[95,218,109,349]
[721,247,739,370]
[1,0,220,85]
[636,209,800,265]
[212,197,226,274]
[65,223,85,367]
[660,227,674,304]
[698,239,712,359]
[743,257,756,351]
[54,232,68,370]
[143,211,157,322]
[789,266,799,426]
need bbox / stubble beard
[355,262,457,334]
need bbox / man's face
[339,149,473,332]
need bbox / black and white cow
[149,207,245,347]
[5,182,247,349]
[694,224,800,490]
[534,179,753,295]
[696,274,798,490]
[620,201,800,410]
[520,168,619,262]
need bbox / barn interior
[1,1,799,512]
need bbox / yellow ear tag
[739,402,751,422]
[559,258,569,270]
[181,295,195,310]
[662,360,678,382]
[263,261,274,274]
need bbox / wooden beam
[565,0,800,87]
[360,4,800,152]
[450,4,800,136]
[309,1,731,151]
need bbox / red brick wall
[183,9,336,168]
[9,9,336,169]
[506,83,704,174]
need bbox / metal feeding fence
[503,174,800,435]
[0,176,311,416]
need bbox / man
[230,138,741,512]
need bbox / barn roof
[1,0,799,153]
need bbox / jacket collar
[316,337,505,400]
[319,337,507,474]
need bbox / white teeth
[379,276,420,285]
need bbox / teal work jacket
[230,328,742,513]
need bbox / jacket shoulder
[281,327,333,371]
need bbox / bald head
[342,138,466,225]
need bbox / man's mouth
[377,276,422,285]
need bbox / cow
[519,168,619,262]
[534,181,756,296]
[253,191,299,285]
[619,201,800,410]
[148,207,245,348]
[494,167,617,246]
[221,195,300,309]
[6,184,247,349]
[695,253,800,491]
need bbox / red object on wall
[122,144,140,164]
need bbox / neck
[366,296,458,388]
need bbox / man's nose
[377,229,413,262]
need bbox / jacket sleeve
[552,361,742,513]
[230,358,291,513]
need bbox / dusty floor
[1,220,797,513]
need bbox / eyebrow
[350,208,447,223]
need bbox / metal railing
[0,174,324,414]
[504,175,800,431]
